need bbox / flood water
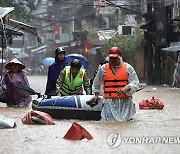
[0,76,180,154]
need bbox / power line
[106,0,141,15]
[39,0,175,7]
[33,10,96,23]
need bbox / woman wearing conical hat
[1,58,32,107]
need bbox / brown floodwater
[0,76,180,154]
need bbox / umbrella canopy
[0,59,6,64]
[42,57,55,66]
[66,54,90,69]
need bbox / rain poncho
[1,71,32,108]
[93,62,139,121]
[45,51,69,95]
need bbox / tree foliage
[101,29,144,63]
[0,0,41,22]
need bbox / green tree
[0,0,41,22]
[101,29,144,64]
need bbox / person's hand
[92,96,99,104]
[86,95,99,107]
[116,86,130,97]
[116,90,125,97]
[92,92,99,104]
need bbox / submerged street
[0,75,180,154]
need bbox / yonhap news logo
[107,133,122,148]
[107,133,180,148]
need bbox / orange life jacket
[104,62,129,98]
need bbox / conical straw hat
[5,58,25,70]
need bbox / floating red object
[63,122,93,140]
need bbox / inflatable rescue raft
[32,95,103,120]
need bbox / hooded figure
[45,47,69,96]
[1,58,32,108]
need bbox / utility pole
[0,19,6,79]
[0,7,14,78]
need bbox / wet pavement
[0,76,180,154]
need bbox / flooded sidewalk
[0,76,180,154]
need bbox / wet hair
[70,59,82,69]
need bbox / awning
[0,7,14,19]
[9,19,37,35]
[161,44,180,62]
[0,7,42,44]
[140,20,155,29]
[161,45,180,52]
[31,45,47,53]
[9,19,42,43]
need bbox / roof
[0,19,43,44]
[140,20,155,29]
[0,7,42,43]
[9,19,42,43]
[31,45,47,53]
[0,7,14,19]
[9,19,37,35]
